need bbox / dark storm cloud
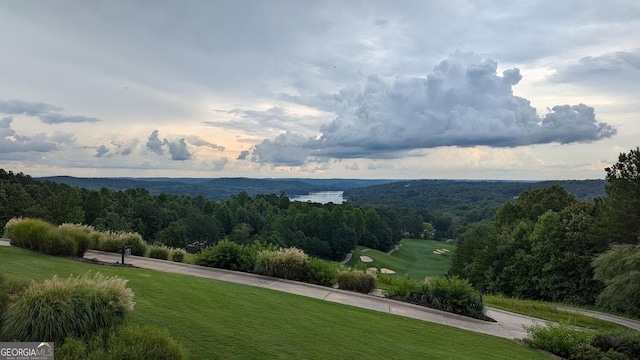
[248,52,616,166]
[0,99,100,124]
[167,138,191,161]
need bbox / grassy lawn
[0,246,548,360]
[485,295,628,332]
[347,239,456,279]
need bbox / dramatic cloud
[248,52,616,166]
[0,116,58,153]
[167,139,191,161]
[0,99,100,124]
[146,130,168,155]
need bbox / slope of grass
[0,246,547,360]
[347,239,456,280]
[485,295,627,332]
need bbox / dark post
[121,245,132,265]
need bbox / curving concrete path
[80,249,543,339]
[3,239,637,339]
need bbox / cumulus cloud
[0,116,59,153]
[167,138,191,160]
[211,157,228,171]
[95,145,109,157]
[146,130,168,155]
[247,52,616,166]
[0,99,100,124]
[184,135,225,151]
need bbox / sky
[1,1,639,180]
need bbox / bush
[524,322,594,359]
[57,323,187,360]
[0,275,29,341]
[304,257,338,286]
[97,231,147,256]
[415,276,485,319]
[380,274,422,301]
[336,270,376,294]
[194,240,258,272]
[592,331,640,359]
[56,223,98,257]
[3,217,54,250]
[147,244,171,260]
[171,248,186,263]
[254,247,309,280]
[1,272,134,343]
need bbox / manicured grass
[0,246,547,360]
[347,239,456,280]
[485,295,627,332]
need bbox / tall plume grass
[1,272,135,343]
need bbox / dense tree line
[0,169,400,260]
[449,148,640,309]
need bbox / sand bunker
[380,268,396,274]
[360,255,373,263]
[366,267,378,274]
[432,249,450,255]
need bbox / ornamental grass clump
[254,247,309,280]
[57,324,188,360]
[170,248,187,263]
[335,270,376,294]
[147,244,171,260]
[55,223,98,257]
[1,272,134,344]
[3,217,54,251]
[97,231,147,256]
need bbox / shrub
[171,248,187,263]
[254,247,309,280]
[194,240,258,272]
[416,276,485,319]
[0,275,29,341]
[97,231,147,256]
[592,331,640,359]
[57,324,188,360]
[381,274,422,301]
[524,322,594,359]
[304,257,338,286]
[57,223,98,257]
[336,270,376,294]
[147,244,171,260]
[3,217,54,250]
[1,272,134,343]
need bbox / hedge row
[380,274,486,320]
[3,218,186,262]
[194,240,376,293]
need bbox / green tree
[593,244,640,316]
[601,147,640,244]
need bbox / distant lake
[290,191,345,204]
